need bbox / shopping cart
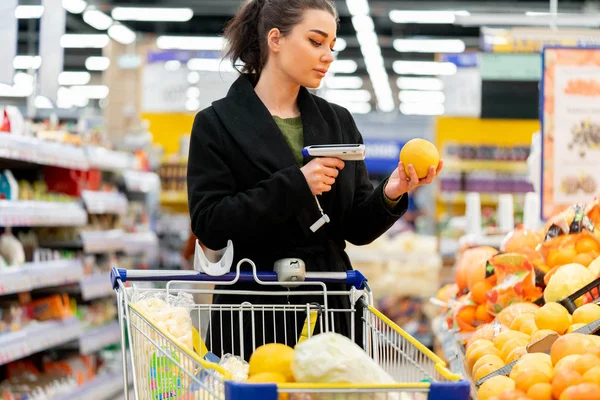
[111,258,471,400]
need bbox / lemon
[248,343,295,382]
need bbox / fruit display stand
[430,199,600,400]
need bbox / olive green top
[272,115,401,207]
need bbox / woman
[187,0,443,359]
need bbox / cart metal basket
[111,259,470,400]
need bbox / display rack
[0,200,88,227]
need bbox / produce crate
[533,275,600,313]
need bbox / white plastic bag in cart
[194,239,234,276]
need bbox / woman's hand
[384,160,444,200]
[301,157,345,195]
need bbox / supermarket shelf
[80,229,125,253]
[0,134,89,170]
[0,317,82,366]
[0,259,84,296]
[79,322,121,355]
[160,191,188,205]
[439,192,526,205]
[52,370,125,400]
[121,231,159,255]
[123,170,161,193]
[85,146,136,172]
[82,190,128,216]
[80,272,113,301]
[0,200,88,227]
[444,159,528,173]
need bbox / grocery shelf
[80,272,113,301]
[0,134,89,170]
[122,170,161,193]
[0,317,82,366]
[121,231,159,255]
[439,192,526,205]
[79,321,121,355]
[160,191,188,205]
[0,259,84,296]
[82,190,129,216]
[51,370,125,400]
[444,159,528,173]
[0,200,88,227]
[80,229,125,253]
[85,147,136,172]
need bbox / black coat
[187,74,408,359]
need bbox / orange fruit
[573,253,594,267]
[467,339,494,358]
[457,306,477,327]
[477,375,516,400]
[567,323,587,333]
[551,334,595,365]
[505,346,528,364]
[495,303,540,327]
[472,281,494,305]
[473,354,505,377]
[535,303,572,335]
[467,324,509,349]
[476,304,494,323]
[501,338,529,362]
[572,304,600,325]
[400,138,440,179]
[558,382,600,400]
[554,246,578,267]
[519,320,538,336]
[510,314,536,332]
[552,370,583,399]
[513,369,552,392]
[574,354,600,376]
[527,382,553,400]
[554,355,583,378]
[510,353,553,379]
[582,366,600,386]
[493,330,530,350]
[575,237,600,254]
[530,329,558,344]
[474,363,502,382]
[497,389,528,400]
[467,344,502,371]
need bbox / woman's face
[272,9,337,88]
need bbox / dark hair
[223,0,338,81]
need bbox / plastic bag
[485,253,543,315]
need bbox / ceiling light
[83,8,113,30]
[187,58,235,72]
[13,56,42,70]
[324,76,363,89]
[329,60,358,74]
[186,98,200,111]
[397,77,444,91]
[323,89,371,103]
[58,71,91,85]
[399,90,445,103]
[393,39,466,53]
[334,37,347,52]
[85,56,110,71]
[393,61,457,76]
[108,23,136,44]
[15,5,44,19]
[455,13,600,28]
[112,7,193,22]
[62,0,87,14]
[352,15,374,32]
[164,60,181,71]
[156,36,224,50]
[0,83,32,98]
[187,87,200,98]
[34,96,54,109]
[346,0,369,16]
[389,10,469,24]
[400,103,445,115]
[69,85,109,99]
[187,72,200,84]
[61,34,110,48]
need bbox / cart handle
[111,266,367,290]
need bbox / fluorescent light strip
[83,8,113,30]
[323,89,372,103]
[58,71,91,85]
[61,34,110,48]
[108,24,136,44]
[340,102,372,114]
[69,85,109,99]
[400,103,445,115]
[324,76,363,89]
[393,39,466,53]
[393,61,457,76]
[85,56,110,71]
[112,7,193,22]
[334,37,347,52]
[352,15,375,32]
[329,60,358,74]
[15,5,44,19]
[389,10,470,24]
[62,0,87,14]
[399,90,445,103]
[156,36,224,50]
[35,96,54,109]
[14,56,42,70]
[187,58,235,72]
[346,0,370,16]
[397,77,444,91]
[455,13,600,28]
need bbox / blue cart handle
[111,266,367,290]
